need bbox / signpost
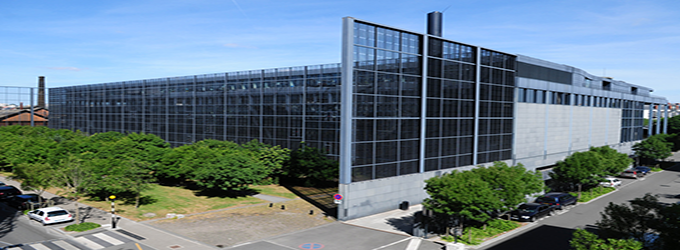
[110,195,117,229]
[333,194,343,204]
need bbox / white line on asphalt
[28,243,51,250]
[74,237,105,250]
[372,237,412,250]
[52,240,81,250]
[93,232,125,245]
[405,238,422,250]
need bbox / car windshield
[47,210,69,217]
[535,197,554,203]
[518,205,539,212]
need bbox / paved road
[228,222,444,250]
[0,204,64,248]
[480,162,680,250]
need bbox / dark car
[0,186,21,200]
[635,166,651,175]
[511,203,554,222]
[534,192,577,209]
[7,194,42,210]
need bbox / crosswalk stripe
[405,238,421,250]
[29,243,51,250]
[52,240,82,250]
[93,232,125,245]
[74,237,105,249]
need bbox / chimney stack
[38,76,45,108]
[427,11,443,37]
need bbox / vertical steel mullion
[473,47,481,165]
[418,36,428,173]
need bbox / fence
[0,85,47,127]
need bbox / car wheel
[530,216,536,222]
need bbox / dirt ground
[147,199,336,248]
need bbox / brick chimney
[38,76,45,108]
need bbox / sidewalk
[0,176,217,250]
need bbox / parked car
[635,166,652,175]
[510,203,555,222]
[600,177,622,188]
[534,192,577,209]
[27,207,73,226]
[7,194,42,210]
[620,169,642,179]
[0,186,21,200]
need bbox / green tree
[590,146,632,176]
[191,152,267,191]
[550,151,603,196]
[284,143,338,186]
[633,134,672,163]
[570,229,642,250]
[471,162,543,215]
[53,155,95,224]
[597,194,661,243]
[424,169,498,231]
[11,162,55,205]
[242,140,291,184]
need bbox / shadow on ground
[283,185,338,218]
[485,224,586,250]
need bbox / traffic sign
[333,194,343,200]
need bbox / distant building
[0,107,49,127]
[48,12,670,220]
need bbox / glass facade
[49,64,342,158]
[348,20,516,182]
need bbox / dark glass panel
[400,140,420,160]
[377,72,399,96]
[426,138,440,158]
[427,78,441,98]
[428,58,442,77]
[355,119,374,142]
[426,98,441,117]
[425,158,439,171]
[376,119,398,141]
[353,142,374,165]
[440,156,457,169]
[400,97,421,117]
[401,76,421,97]
[399,161,419,175]
[442,80,459,99]
[376,96,398,117]
[426,119,440,138]
[459,136,473,154]
[352,166,373,182]
[354,94,375,117]
[442,99,458,118]
[375,141,397,164]
[400,119,420,139]
[442,137,457,156]
[375,164,397,179]
[428,38,443,58]
[355,70,375,94]
[441,119,458,137]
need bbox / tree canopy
[424,162,543,228]
[633,134,673,162]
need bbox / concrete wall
[514,102,624,170]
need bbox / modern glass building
[49,12,670,220]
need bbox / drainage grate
[115,229,146,240]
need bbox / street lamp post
[110,195,117,229]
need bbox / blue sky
[2,0,679,102]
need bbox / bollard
[281,205,285,210]
[269,203,273,207]
[309,210,314,215]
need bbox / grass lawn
[68,183,336,221]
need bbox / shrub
[64,222,101,232]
